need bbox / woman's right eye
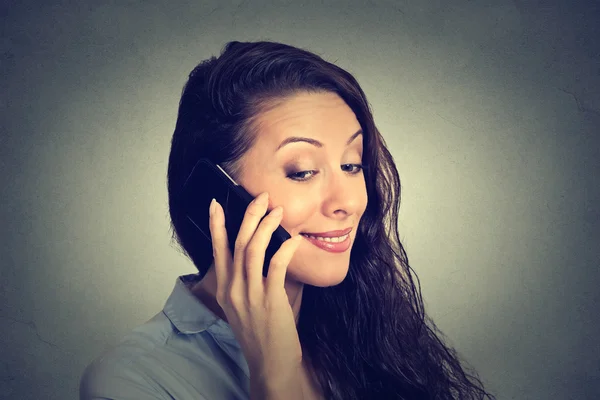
[287,170,317,182]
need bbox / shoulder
[79,312,176,399]
[79,348,167,399]
[79,311,246,400]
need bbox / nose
[321,169,365,217]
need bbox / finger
[245,205,284,294]
[265,235,304,293]
[208,199,232,301]
[231,192,270,282]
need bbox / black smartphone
[182,158,292,277]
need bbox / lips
[301,232,352,253]
[300,227,352,238]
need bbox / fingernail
[209,198,216,217]
[270,206,282,217]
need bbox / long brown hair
[166,40,496,399]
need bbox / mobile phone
[182,158,292,277]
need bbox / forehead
[250,91,361,148]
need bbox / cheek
[361,192,369,214]
[280,198,318,235]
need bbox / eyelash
[287,164,366,182]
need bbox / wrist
[250,364,304,400]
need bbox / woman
[80,41,496,399]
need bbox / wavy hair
[167,40,496,400]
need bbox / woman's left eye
[287,164,365,182]
[343,164,365,173]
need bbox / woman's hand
[208,192,305,396]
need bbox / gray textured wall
[1,1,599,399]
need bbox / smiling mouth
[300,233,350,242]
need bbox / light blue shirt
[79,273,251,400]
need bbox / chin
[307,275,347,288]
[287,264,350,287]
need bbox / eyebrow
[276,129,363,151]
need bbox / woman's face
[236,91,368,287]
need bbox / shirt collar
[162,273,219,334]
[162,273,240,346]
[162,273,249,380]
